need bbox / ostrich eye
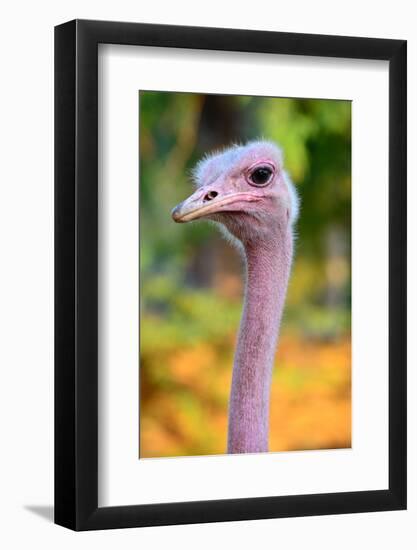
[249,166,273,186]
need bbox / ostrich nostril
[204,191,218,202]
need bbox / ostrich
[171,141,299,454]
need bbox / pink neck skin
[227,227,293,454]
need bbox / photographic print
[55,20,406,529]
[139,91,351,458]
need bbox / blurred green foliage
[139,92,351,458]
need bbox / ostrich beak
[171,187,216,223]
[172,187,259,223]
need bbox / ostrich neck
[227,229,293,453]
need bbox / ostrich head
[172,141,299,246]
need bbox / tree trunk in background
[188,95,246,294]
[324,225,350,309]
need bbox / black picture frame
[55,19,407,531]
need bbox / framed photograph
[55,19,407,530]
